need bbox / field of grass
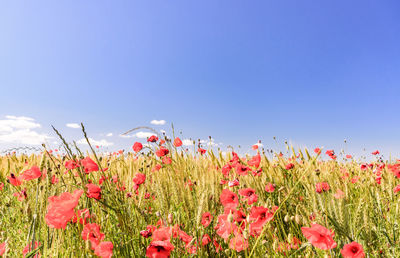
[0,127,398,257]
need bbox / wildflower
[235,164,250,176]
[173,137,182,147]
[202,234,211,246]
[133,142,143,152]
[133,173,146,188]
[316,182,330,193]
[82,223,105,249]
[94,241,113,258]
[285,163,295,170]
[86,184,102,200]
[249,206,273,236]
[48,175,58,185]
[346,155,352,159]
[301,223,337,250]
[220,189,239,210]
[162,156,172,164]
[372,150,380,155]
[22,241,41,258]
[14,189,27,201]
[394,185,400,194]
[147,135,158,142]
[265,183,275,193]
[238,188,258,205]
[252,144,258,150]
[314,148,321,154]
[146,240,174,258]
[228,179,240,187]
[45,190,84,229]
[80,157,99,173]
[221,164,232,177]
[156,147,169,157]
[248,153,261,168]
[65,160,80,170]
[0,242,6,256]
[198,148,206,155]
[341,242,365,258]
[201,212,213,227]
[334,189,345,199]
[8,173,22,186]
[20,166,42,181]
[229,233,248,252]
[0,182,3,191]
[72,209,91,225]
[215,213,238,240]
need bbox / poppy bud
[168,213,173,224]
[295,214,302,224]
[227,212,234,223]
[284,214,290,222]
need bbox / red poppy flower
[202,234,211,246]
[146,240,174,258]
[229,233,248,252]
[394,185,400,194]
[82,223,105,249]
[65,160,80,170]
[20,166,42,181]
[94,241,113,258]
[301,223,337,250]
[215,213,238,240]
[201,212,213,227]
[45,190,84,229]
[72,209,91,225]
[133,142,143,152]
[248,153,261,168]
[80,157,99,173]
[0,182,3,191]
[346,154,352,159]
[316,182,330,193]
[334,189,345,199]
[162,156,172,164]
[265,183,275,193]
[249,206,273,236]
[0,242,6,256]
[86,183,102,200]
[238,188,258,205]
[220,189,239,210]
[173,137,182,147]
[314,148,321,154]
[23,241,41,258]
[198,148,206,155]
[133,173,146,186]
[156,147,169,157]
[235,164,250,176]
[341,242,365,258]
[372,150,380,155]
[221,164,232,177]
[285,163,295,170]
[8,173,22,186]
[147,135,158,143]
[325,150,335,156]
[14,189,27,201]
[252,144,258,150]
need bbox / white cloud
[200,138,219,147]
[77,138,114,147]
[119,131,155,139]
[182,139,194,146]
[0,115,51,145]
[150,120,166,125]
[135,131,154,139]
[106,133,113,137]
[66,123,80,129]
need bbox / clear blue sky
[0,0,399,158]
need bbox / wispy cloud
[77,138,114,147]
[182,139,194,146]
[119,131,155,139]
[106,133,113,137]
[66,123,80,129]
[0,115,51,145]
[150,120,166,125]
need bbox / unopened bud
[168,213,173,224]
[284,214,290,222]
